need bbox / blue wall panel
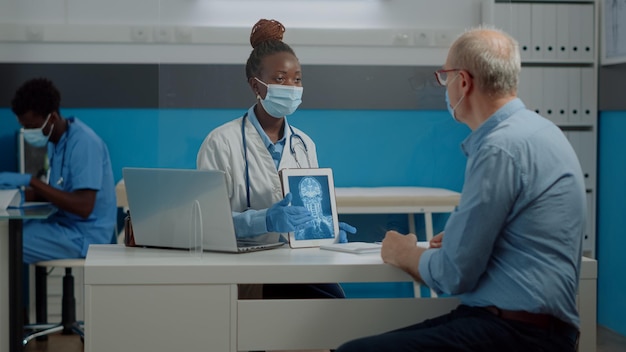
[2,108,469,187]
[0,108,21,171]
[598,111,626,336]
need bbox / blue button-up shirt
[248,109,287,170]
[419,98,585,328]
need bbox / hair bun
[250,19,285,48]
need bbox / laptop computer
[122,167,284,253]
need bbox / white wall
[0,0,492,65]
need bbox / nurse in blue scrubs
[0,78,117,263]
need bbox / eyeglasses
[434,69,462,87]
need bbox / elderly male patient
[336,26,584,352]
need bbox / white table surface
[85,244,412,285]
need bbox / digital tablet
[279,168,339,248]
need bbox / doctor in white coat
[196,106,316,240]
[196,19,355,303]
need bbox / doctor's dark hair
[11,78,61,117]
[245,19,297,80]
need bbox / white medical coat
[196,114,318,239]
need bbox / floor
[596,326,626,352]
[24,333,83,352]
[21,325,626,352]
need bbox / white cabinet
[494,0,598,258]
[519,66,597,126]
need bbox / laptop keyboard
[236,239,284,252]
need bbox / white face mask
[255,78,303,118]
[444,72,464,123]
[23,113,54,147]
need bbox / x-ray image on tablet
[290,176,334,240]
[279,168,339,248]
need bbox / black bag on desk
[124,210,136,247]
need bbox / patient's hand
[381,231,424,282]
[429,232,444,249]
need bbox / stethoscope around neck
[49,118,70,187]
[241,112,311,209]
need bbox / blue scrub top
[47,117,117,256]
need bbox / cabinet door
[85,284,235,352]
[495,3,532,61]
[584,191,596,258]
[565,130,596,191]
[542,67,569,125]
[567,67,583,125]
[581,67,598,124]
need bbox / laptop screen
[122,168,239,252]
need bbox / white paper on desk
[0,190,51,210]
[22,201,52,208]
[0,189,22,209]
[417,241,430,249]
[320,242,382,254]
[321,241,430,254]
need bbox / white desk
[1,206,57,352]
[335,187,460,239]
[84,245,597,352]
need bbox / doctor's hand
[338,222,357,243]
[0,172,32,189]
[266,193,314,233]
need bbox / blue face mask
[445,90,464,123]
[444,72,464,123]
[23,113,54,147]
[255,78,303,118]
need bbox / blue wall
[1,108,470,189]
[1,107,469,297]
[597,111,626,336]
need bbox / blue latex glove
[338,222,357,243]
[266,193,314,233]
[0,172,32,189]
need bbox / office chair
[23,258,86,346]
[23,228,119,346]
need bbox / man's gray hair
[449,25,521,97]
